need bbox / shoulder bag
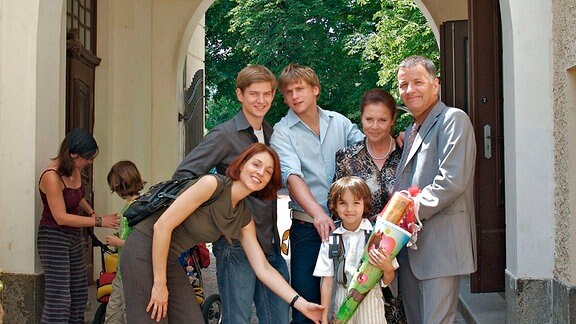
[124,176,220,227]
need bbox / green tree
[206,0,382,127]
[205,0,438,129]
[204,0,246,129]
[353,0,440,95]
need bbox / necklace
[366,136,394,160]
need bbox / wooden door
[440,20,469,114]
[468,0,506,293]
[66,28,101,282]
[440,10,505,293]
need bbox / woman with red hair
[121,143,323,323]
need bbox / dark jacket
[173,111,279,255]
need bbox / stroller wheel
[93,303,107,324]
[202,294,222,324]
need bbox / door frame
[468,0,506,293]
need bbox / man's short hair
[397,56,438,80]
[278,63,321,97]
[236,64,276,92]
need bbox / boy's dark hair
[107,160,146,198]
[328,176,373,219]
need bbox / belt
[291,210,315,223]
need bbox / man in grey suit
[394,56,477,324]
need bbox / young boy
[104,160,146,324]
[314,176,397,324]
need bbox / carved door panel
[66,29,101,282]
[180,69,205,155]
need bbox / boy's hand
[105,235,124,247]
[368,248,394,273]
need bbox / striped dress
[37,169,88,324]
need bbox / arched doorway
[181,0,506,294]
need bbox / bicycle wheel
[201,294,222,324]
[93,303,107,324]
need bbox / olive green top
[135,174,252,256]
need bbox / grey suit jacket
[394,100,477,280]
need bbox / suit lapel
[399,101,446,171]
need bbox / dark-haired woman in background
[334,89,407,323]
[37,128,119,324]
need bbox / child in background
[313,176,398,324]
[104,161,146,324]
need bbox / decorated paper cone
[377,191,413,225]
[335,220,411,323]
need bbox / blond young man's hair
[277,63,321,99]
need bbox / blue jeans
[213,236,290,324]
[289,220,322,324]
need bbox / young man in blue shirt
[270,64,364,323]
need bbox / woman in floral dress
[334,88,407,323]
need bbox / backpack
[124,176,221,227]
[327,224,370,318]
[328,225,371,287]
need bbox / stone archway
[178,0,506,295]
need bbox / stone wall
[552,0,576,320]
[0,273,43,324]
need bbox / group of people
[37,55,476,324]
[36,127,147,324]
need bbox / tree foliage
[354,0,440,93]
[205,0,438,129]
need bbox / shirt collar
[346,139,367,157]
[333,218,373,234]
[284,106,334,127]
[233,111,252,132]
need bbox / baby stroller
[179,244,223,324]
[90,229,222,324]
[89,228,118,324]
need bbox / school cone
[334,188,420,323]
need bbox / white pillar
[0,0,64,276]
[501,0,554,321]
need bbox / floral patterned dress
[334,138,408,324]
[334,138,402,218]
